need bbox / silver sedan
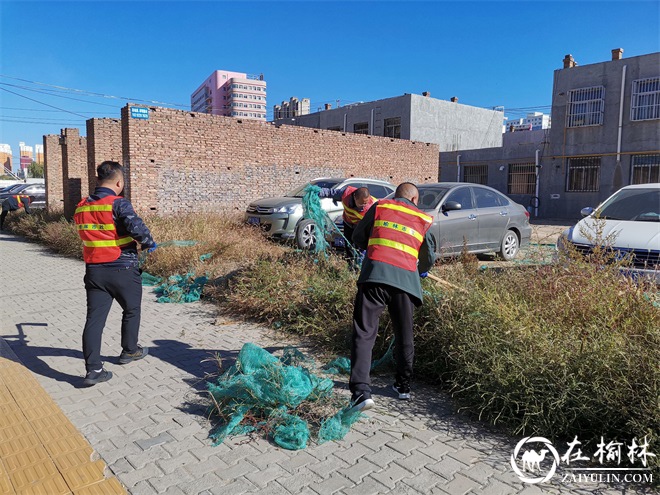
[414,183,532,260]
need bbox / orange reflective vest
[367,199,433,271]
[12,195,30,208]
[74,195,135,263]
[341,186,376,226]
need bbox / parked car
[557,183,660,283]
[332,183,531,260]
[245,177,395,248]
[0,183,46,209]
[0,184,24,194]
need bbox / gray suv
[245,177,395,248]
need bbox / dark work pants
[0,211,7,230]
[350,283,415,396]
[83,264,142,372]
[343,223,358,270]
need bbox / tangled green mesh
[208,343,365,449]
[153,273,208,303]
[301,184,331,254]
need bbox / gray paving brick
[435,472,483,495]
[369,462,415,489]
[131,480,159,495]
[126,445,172,469]
[155,450,199,474]
[245,465,289,488]
[149,468,196,493]
[279,450,316,473]
[402,467,444,493]
[392,450,437,474]
[342,476,391,495]
[308,454,351,479]
[310,473,353,495]
[337,458,381,484]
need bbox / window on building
[631,154,660,184]
[463,165,488,185]
[383,117,401,138]
[566,156,601,192]
[566,86,605,127]
[353,122,369,134]
[327,126,341,131]
[508,163,536,194]
[631,77,660,121]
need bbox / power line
[0,82,122,108]
[0,87,89,118]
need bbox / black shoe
[348,392,375,413]
[119,345,148,364]
[392,381,411,400]
[83,369,112,387]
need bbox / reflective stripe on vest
[75,204,113,213]
[82,237,134,248]
[76,223,116,231]
[74,195,135,263]
[373,220,424,243]
[367,199,432,271]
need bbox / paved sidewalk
[0,234,636,494]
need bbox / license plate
[333,237,345,247]
[247,216,260,225]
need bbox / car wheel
[296,219,317,250]
[498,230,519,261]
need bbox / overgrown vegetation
[6,210,658,472]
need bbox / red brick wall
[121,105,439,214]
[61,128,88,219]
[86,119,123,194]
[43,134,64,212]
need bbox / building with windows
[273,97,310,119]
[35,144,44,164]
[19,142,33,177]
[440,49,660,219]
[0,144,11,174]
[191,70,267,121]
[273,93,504,151]
[506,112,551,132]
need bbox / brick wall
[43,134,64,212]
[61,128,88,219]
[86,118,123,194]
[121,105,439,214]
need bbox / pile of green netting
[140,240,213,303]
[208,343,365,450]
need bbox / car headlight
[274,204,302,214]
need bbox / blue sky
[1,1,658,170]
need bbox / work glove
[144,243,157,254]
[419,272,429,279]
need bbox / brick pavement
[0,233,640,494]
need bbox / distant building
[0,144,11,174]
[273,97,311,120]
[506,112,551,132]
[34,144,44,164]
[19,142,33,177]
[440,48,660,219]
[191,70,267,121]
[274,93,503,151]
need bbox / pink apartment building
[191,70,267,121]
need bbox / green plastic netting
[301,185,331,254]
[208,343,365,449]
[322,338,395,375]
[153,273,208,303]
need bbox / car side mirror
[580,207,594,218]
[442,201,462,212]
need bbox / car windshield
[596,188,660,222]
[417,187,451,210]
[287,179,342,198]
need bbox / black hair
[395,182,419,200]
[97,161,124,182]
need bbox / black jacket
[85,187,155,268]
[2,196,31,213]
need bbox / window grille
[508,163,536,194]
[566,86,604,127]
[631,77,660,121]
[353,122,369,135]
[631,154,660,184]
[566,157,601,192]
[463,165,488,185]
[383,117,401,139]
